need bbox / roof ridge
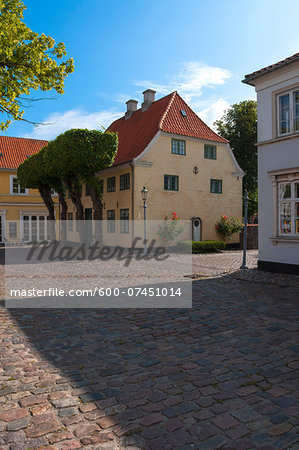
[0,135,48,142]
[158,91,177,130]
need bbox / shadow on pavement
[1,271,299,449]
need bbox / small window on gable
[204,144,217,160]
[171,139,186,155]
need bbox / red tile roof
[243,52,299,85]
[108,91,227,165]
[0,136,47,169]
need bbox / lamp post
[141,186,148,255]
[241,190,249,269]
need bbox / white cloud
[23,108,123,141]
[197,98,230,129]
[135,61,232,102]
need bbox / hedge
[178,240,226,253]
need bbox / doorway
[192,217,202,241]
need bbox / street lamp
[141,186,148,255]
[241,190,249,269]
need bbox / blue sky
[2,0,299,140]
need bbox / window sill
[270,236,299,245]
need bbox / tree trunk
[39,186,56,240]
[66,184,85,242]
[58,191,68,243]
[90,187,103,244]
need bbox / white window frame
[277,181,299,237]
[269,167,299,243]
[277,88,299,136]
[10,175,28,195]
[20,211,52,242]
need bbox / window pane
[23,216,29,241]
[172,140,178,154]
[107,177,116,192]
[210,179,222,193]
[31,216,37,241]
[279,94,290,134]
[39,216,45,240]
[294,91,299,131]
[107,210,115,233]
[13,178,18,193]
[279,183,291,199]
[9,222,17,239]
[295,183,299,199]
[295,203,299,235]
[178,141,185,155]
[279,202,292,234]
[205,145,216,159]
[120,209,129,233]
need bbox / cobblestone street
[0,251,298,449]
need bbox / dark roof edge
[242,53,299,85]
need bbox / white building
[243,53,299,274]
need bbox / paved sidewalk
[192,250,258,277]
[0,253,298,449]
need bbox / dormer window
[278,89,299,136]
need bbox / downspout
[129,161,134,244]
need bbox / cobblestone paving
[0,252,299,449]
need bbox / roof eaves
[242,53,299,85]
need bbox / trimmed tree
[17,148,56,239]
[46,129,118,242]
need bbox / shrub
[158,212,185,245]
[178,240,226,253]
[215,215,243,242]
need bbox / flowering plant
[158,212,184,245]
[215,215,243,242]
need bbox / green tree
[45,129,118,241]
[17,148,57,239]
[214,100,258,216]
[0,0,74,130]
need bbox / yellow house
[66,90,244,245]
[0,136,58,244]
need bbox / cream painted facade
[65,131,243,246]
[0,168,58,244]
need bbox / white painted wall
[259,139,299,265]
[254,62,299,266]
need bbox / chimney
[125,99,138,119]
[142,89,156,111]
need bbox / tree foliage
[214,100,258,216]
[45,129,118,225]
[0,0,74,130]
[18,129,118,242]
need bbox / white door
[192,218,201,241]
